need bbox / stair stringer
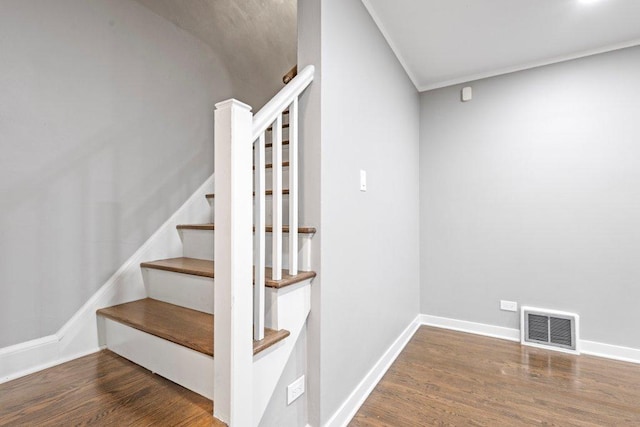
[253,280,312,426]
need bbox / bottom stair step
[97,298,290,357]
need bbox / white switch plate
[287,375,305,405]
[461,86,473,102]
[500,300,518,312]
[360,170,367,192]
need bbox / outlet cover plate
[500,300,518,312]
[287,375,305,405]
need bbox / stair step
[255,161,289,170]
[254,140,290,149]
[206,189,290,199]
[140,257,316,288]
[97,298,290,356]
[177,224,316,234]
[98,298,212,355]
[141,257,213,278]
[267,123,290,131]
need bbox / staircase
[96,66,315,426]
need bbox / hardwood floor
[0,350,225,426]
[351,326,640,426]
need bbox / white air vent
[521,307,579,354]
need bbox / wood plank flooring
[0,350,224,426]
[351,326,640,426]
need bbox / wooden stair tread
[255,161,289,170]
[141,257,213,278]
[177,224,316,234]
[97,298,213,356]
[255,140,290,149]
[97,298,290,356]
[140,257,316,288]
[267,123,290,131]
[253,329,290,354]
[207,189,290,199]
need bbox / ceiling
[134,0,297,108]
[361,0,640,91]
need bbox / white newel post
[214,99,254,426]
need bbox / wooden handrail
[283,65,297,84]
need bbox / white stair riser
[100,318,214,399]
[265,145,289,164]
[179,229,313,270]
[142,268,214,314]
[209,194,291,223]
[262,168,290,192]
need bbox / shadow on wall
[0,0,234,348]
[133,0,298,109]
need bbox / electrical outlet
[287,375,305,405]
[500,300,518,312]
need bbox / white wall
[420,46,640,350]
[319,0,421,423]
[0,0,233,347]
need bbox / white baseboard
[419,314,520,342]
[324,316,421,427]
[581,340,640,365]
[0,174,214,384]
[419,314,640,365]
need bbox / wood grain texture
[253,329,290,354]
[97,298,289,356]
[0,350,224,426]
[177,223,316,234]
[255,161,289,170]
[283,65,297,84]
[141,257,213,278]
[140,257,316,288]
[351,326,640,426]
[98,298,214,356]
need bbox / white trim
[419,314,640,365]
[324,316,421,427]
[360,0,420,91]
[358,1,640,92]
[103,318,214,399]
[581,340,640,365]
[419,314,520,342]
[0,174,214,384]
[418,39,640,91]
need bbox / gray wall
[420,46,640,349]
[297,0,323,425]
[319,0,421,423]
[259,329,307,427]
[0,0,233,347]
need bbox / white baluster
[289,99,299,275]
[272,115,283,281]
[254,133,266,341]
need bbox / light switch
[461,86,473,102]
[360,170,367,192]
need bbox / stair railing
[213,65,314,425]
[251,64,314,340]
